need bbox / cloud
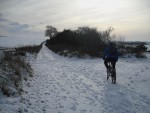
[0,0,150,41]
[0,17,9,22]
[9,22,30,32]
[0,15,43,38]
[0,35,7,37]
[0,16,30,32]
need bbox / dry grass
[135,52,147,58]
[0,51,32,96]
[15,44,42,54]
[0,44,42,97]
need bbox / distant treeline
[118,41,147,45]
[45,26,114,57]
[45,26,148,58]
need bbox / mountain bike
[107,62,116,84]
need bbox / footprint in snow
[130,80,134,83]
[145,67,149,69]
[141,69,144,72]
[41,100,45,103]
[80,109,87,113]
[127,83,131,86]
[135,74,138,76]
[129,77,132,79]
[86,97,95,105]
[62,96,67,101]
[70,103,77,111]
[44,92,50,95]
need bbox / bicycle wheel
[107,68,111,80]
[107,64,111,80]
[107,72,110,80]
[111,70,116,84]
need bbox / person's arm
[116,48,119,61]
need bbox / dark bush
[135,44,147,52]
[46,26,114,57]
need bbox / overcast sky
[0,0,150,41]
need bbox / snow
[1,45,150,113]
[145,44,150,51]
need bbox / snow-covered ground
[146,44,150,51]
[1,45,150,113]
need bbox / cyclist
[103,42,118,73]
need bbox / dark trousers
[104,59,116,69]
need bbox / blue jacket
[103,46,118,61]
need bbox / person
[103,42,118,72]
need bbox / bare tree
[101,27,114,44]
[45,25,58,39]
[117,36,125,43]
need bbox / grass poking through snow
[0,44,42,97]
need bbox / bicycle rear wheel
[111,71,116,84]
[107,74,110,80]
[107,69,111,80]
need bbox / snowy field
[1,45,150,113]
[146,44,150,51]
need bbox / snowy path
[22,45,150,113]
